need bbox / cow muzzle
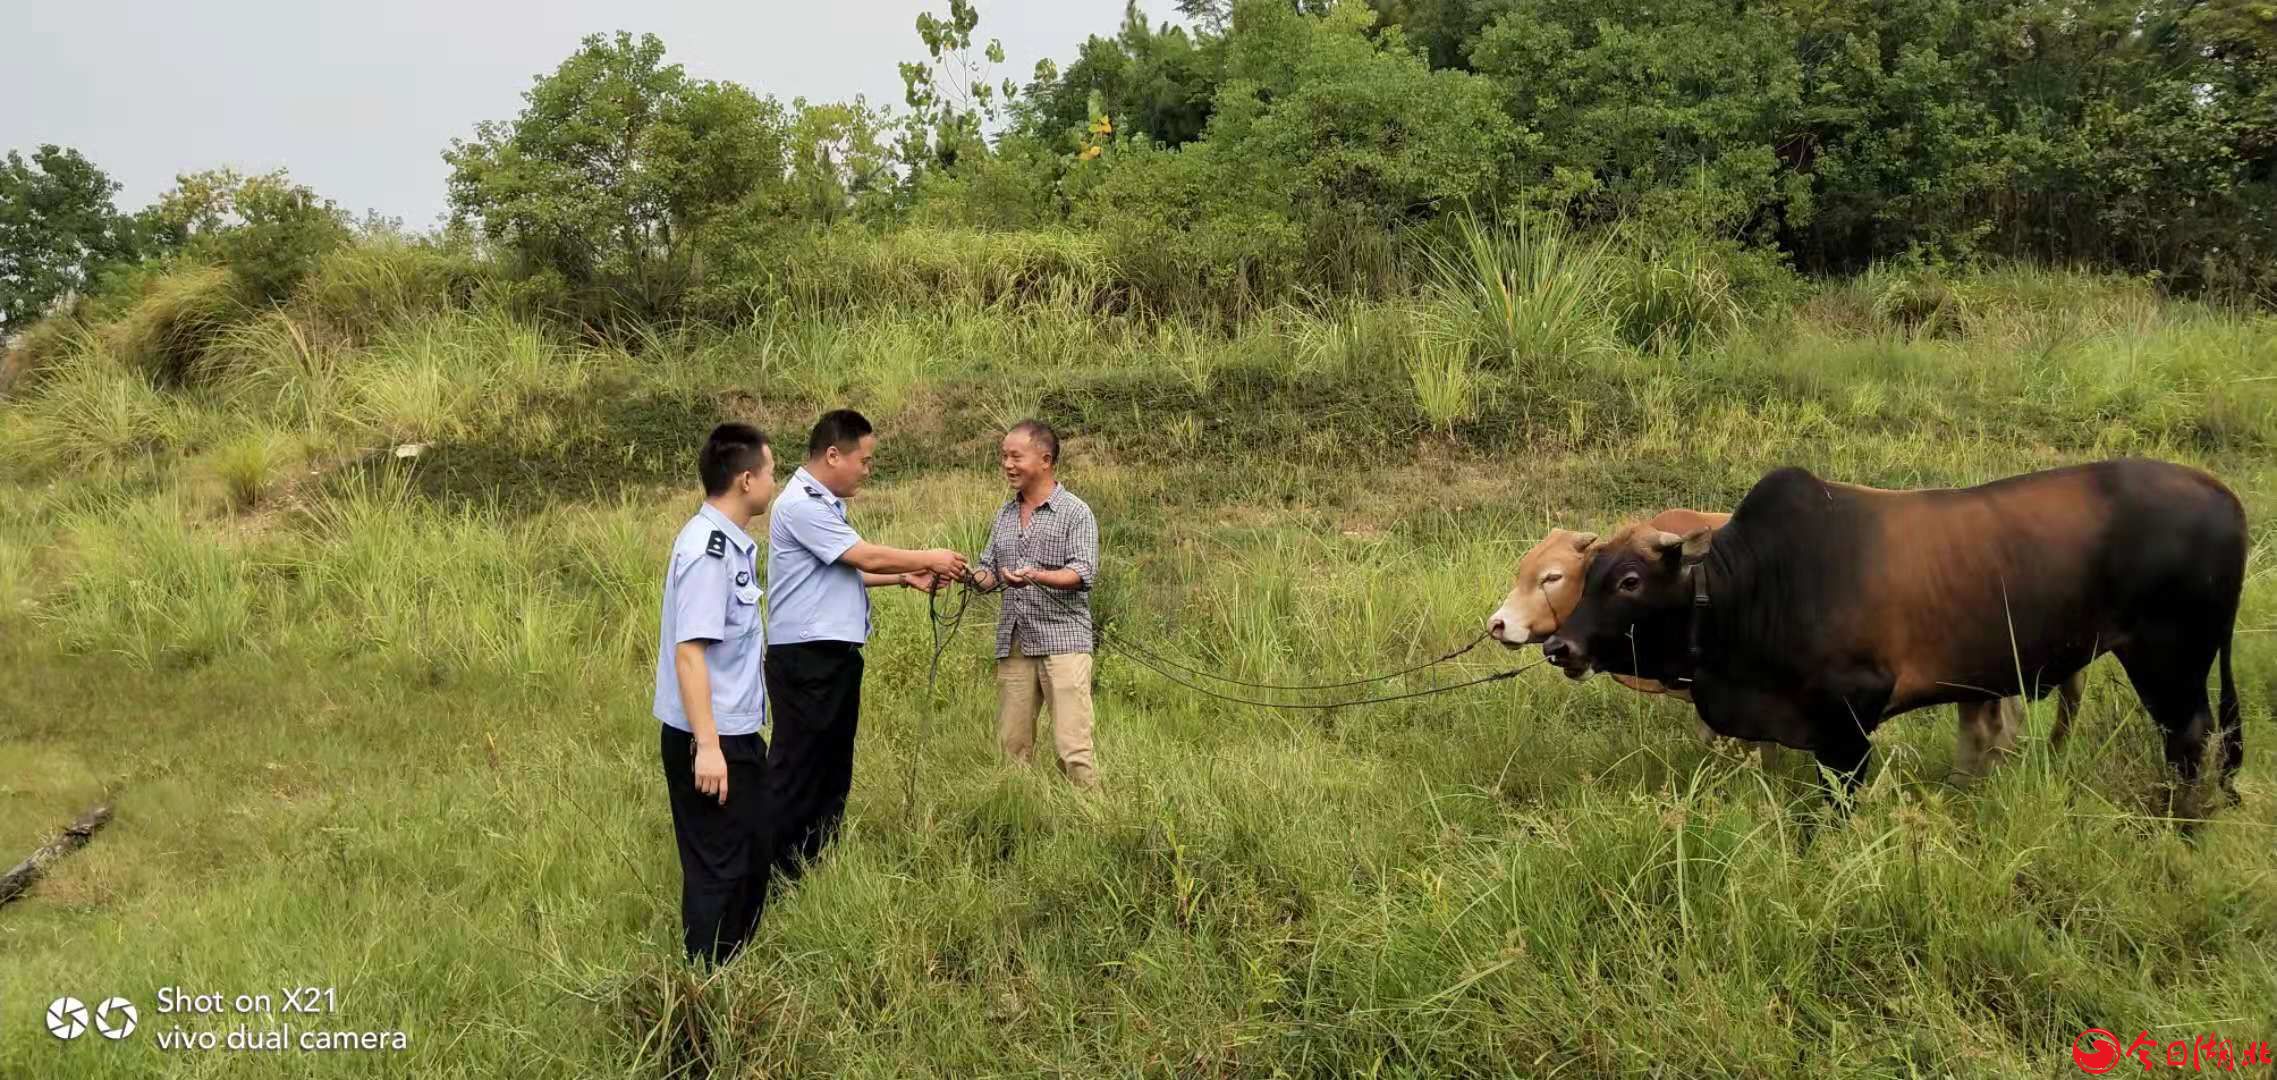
[1541,636,1590,679]
[1486,614,1528,648]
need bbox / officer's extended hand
[924,548,968,580]
[694,743,729,805]
[904,570,943,593]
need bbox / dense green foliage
[0,146,143,331]
[444,0,2277,313]
[7,0,2274,338]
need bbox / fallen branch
[0,804,113,907]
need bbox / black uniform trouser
[761,641,865,884]
[660,723,770,965]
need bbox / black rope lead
[1012,572,1498,691]
[903,571,1542,819]
[1103,644,1546,709]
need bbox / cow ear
[1567,531,1597,552]
[1679,527,1714,564]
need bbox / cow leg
[1694,716,1778,770]
[1813,730,1872,811]
[2048,671,2085,753]
[2115,644,2218,828]
[1953,700,2008,781]
[2216,640,2243,808]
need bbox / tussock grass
[0,342,179,475]
[99,262,253,387]
[296,237,497,336]
[772,226,1118,317]
[1408,334,1481,433]
[1421,210,1616,373]
[200,426,304,512]
[1,250,2273,1077]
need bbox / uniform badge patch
[734,570,751,587]
[705,530,727,558]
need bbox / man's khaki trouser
[995,652,1098,788]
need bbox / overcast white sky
[2,0,1165,228]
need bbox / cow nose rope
[907,571,1543,817]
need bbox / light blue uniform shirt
[652,503,767,735]
[766,467,871,646]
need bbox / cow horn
[1648,530,1685,553]
[1568,531,1597,551]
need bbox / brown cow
[1488,511,2082,775]
[1543,460,2245,820]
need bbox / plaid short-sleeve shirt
[978,483,1098,658]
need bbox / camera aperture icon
[94,997,138,1039]
[46,997,89,1040]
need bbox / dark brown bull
[1543,459,2247,821]
[1488,510,2084,775]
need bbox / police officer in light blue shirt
[652,422,776,966]
[760,409,967,887]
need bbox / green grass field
[2,251,2274,1077]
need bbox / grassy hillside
[2,237,2273,1077]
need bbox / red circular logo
[2074,1029,2121,1074]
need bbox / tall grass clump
[1421,210,1614,372]
[1409,335,1481,432]
[296,237,496,338]
[0,337,178,475]
[1608,243,1747,354]
[341,310,576,444]
[0,309,89,397]
[98,263,252,387]
[208,311,351,434]
[203,427,303,512]
[774,226,1118,316]
[42,494,263,669]
[1859,264,1973,339]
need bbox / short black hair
[807,408,874,459]
[1009,418,1060,464]
[698,422,769,496]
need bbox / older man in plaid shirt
[968,419,1101,789]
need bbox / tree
[1363,0,1519,70]
[443,32,790,313]
[145,168,352,301]
[0,145,140,331]
[785,98,899,225]
[899,0,1018,174]
[1469,0,1806,239]
[1015,2,1223,149]
[1208,0,1521,220]
[1074,0,1521,310]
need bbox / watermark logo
[2075,1029,2274,1072]
[2075,1029,2121,1074]
[95,997,138,1040]
[46,997,89,1041]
